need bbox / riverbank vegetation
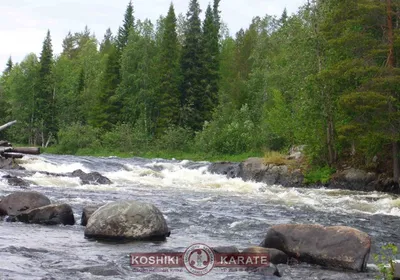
[0,0,399,178]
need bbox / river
[0,154,399,279]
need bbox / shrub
[57,123,101,154]
[263,151,288,165]
[155,125,193,152]
[303,166,335,184]
[101,122,152,154]
[374,243,398,280]
[195,104,265,155]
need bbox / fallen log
[0,120,17,132]
[9,147,40,155]
[2,153,24,159]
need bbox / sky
[0,0,306,69]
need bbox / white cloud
[0,0,306,69]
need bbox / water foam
[19,156,90,174]
[15,155,400,217]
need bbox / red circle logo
[183,244,215,275]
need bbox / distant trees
[1,0,400,179]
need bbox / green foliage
[195,104,264,155]
[180,0,206,131]
[57,123,101,154]
[155,125,193,152]
[374,243,398,280]
[155,4,181,135]
[117,0,135,53]
[304,166,335,184]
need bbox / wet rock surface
[84,200,170,241]
[71,169,112,185]
[14,203,75,225]
[0,191,51,216]
[81,205,103,226]
[260,224,371,271]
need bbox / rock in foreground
[84,200,170,241]
[0,191,51,216]
[15,204,75,225]
[260,224,371,271]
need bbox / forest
[0,0,399,180]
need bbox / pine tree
[36,30,56,146]
[117,0,135,53]
[156,3,181,135]
[180,0,205,131]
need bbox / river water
[0,154,399,280]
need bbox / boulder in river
[2,175,30,188]
[81,205,103,226]
[15,203,75,225]
[84,200,170,241]
[260,224,371,271]
[0,191,51,216]
[71,169,112,185]
[242,246,288,265]
[208,162,242,178]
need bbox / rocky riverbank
[209,157,400,194]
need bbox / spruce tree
[180,0,205,131]
[100,28,114,53]
[156,3,181,135]
[202,3,221,122]
[4,57,13,74]
[36,30,56,146]
[117,0,135,53]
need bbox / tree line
[0,0,399,179]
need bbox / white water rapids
[0,154,399,280]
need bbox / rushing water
[0,154,399,280]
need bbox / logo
[130,243,270,276]
[183,243,215,275]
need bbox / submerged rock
[260,224,371,271]
[0,158,24,170]
[242,246,288,265]
[84,200,170,241]
[15,204,75,225]
[2,175,30,188]
[81,205,103,226]
[0,191,51,216]
[71,169,112,185]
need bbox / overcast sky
[0,0,306,69]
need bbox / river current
[0,154,399,279]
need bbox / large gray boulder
[260,224,371,271]
[15,204,75,225]
[0,191,51,216]
[84,200,170,241]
